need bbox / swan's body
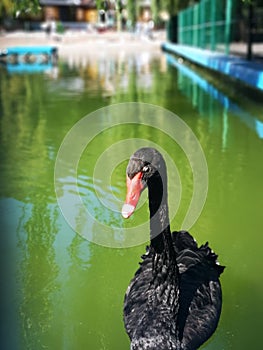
[122,148,224,350]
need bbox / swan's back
[124,231,224,350]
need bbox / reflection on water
[166,53,263,142]
[46,50,165,100]
[1,46,263,349]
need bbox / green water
[1,49,263,350]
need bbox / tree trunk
[166,16,178,43]
[247,4,253,60]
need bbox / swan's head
[122,147,166,219]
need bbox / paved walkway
[162,42,263,91]
[1,30,263,58]
[1,30,263,91]
[229,42,263,59]
[0,30,165,59]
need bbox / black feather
[123,148,225,350]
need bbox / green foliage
[14,0,41,16]
[151,0,162,22]
[95,0,104,9]
[162,0,178,16]
[241,0,263,5]
[0,0,14,17]
[151,0,192,19]
[126,0,137,27]
[165,0,191,15]
[95,0,113,10]
[56,21,64,34]
[2,0,263,25]
[0,0,41,18]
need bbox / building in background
[40,0,97,23]
[40,0,153,29]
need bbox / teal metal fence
[178,0,236,54]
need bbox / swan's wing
[180,278,223,349]
[172,230,198,253]
[172,231,225,349]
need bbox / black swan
[122,147,224,350]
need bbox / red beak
[122,172,145,219]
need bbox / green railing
[178,0,236,54]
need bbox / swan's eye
[142,165,150,173]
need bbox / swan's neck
[148,173,172,254]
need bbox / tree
[126,0,137,29]
[241,0,263,60]
[11,0,40,16]
[149,0,192,42]
[162,0,188,42]
[0,0,14,22]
